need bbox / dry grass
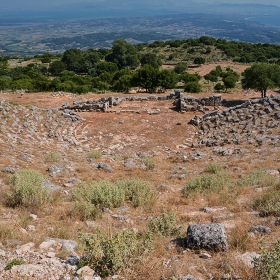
[0,62,279,279]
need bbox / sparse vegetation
[149,210,181,237]
[183,171,232,197]
[87,149,103,159]
[236,169,277,187]
[205,163,223,174]
[44,152,61,163]
[254,239,280,279]
[253,190,280,216]
[78,228,153,277]
[141,157,155,170]
[5,259,25,270]
[72,181,125,210]
[116,178,155,208]
[7,169,52,208]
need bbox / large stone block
[186,223,228,251]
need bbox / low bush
[116,178,155,208]
[205,163,223,174]
[79,228,153,277]
[88,149,103,159]
[236,169,276,187]
[7,169,51,208]
[149,210,181,237]
[69,201,100,221]
[254,239,280,279]
[183,171,231,197]
[141,157,155,170]
[253,190,280,216]
[44,152,61,163]
[5,259,25,270]
[72,181,125,209]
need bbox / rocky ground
[0,90,279,279]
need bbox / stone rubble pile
[190,96,280,147]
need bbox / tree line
[0,37,280,96]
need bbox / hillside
[0,83,280,279]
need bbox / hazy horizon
[0,0,279,11]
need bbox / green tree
[95,61,118,76]
[113,75,132,92]
[140,53,162,68]
[180,72,200,83]
[105,39,140,69]
[193,57,205,65]
[0,77,10,90]
[133,64,159,92]
[242,63,280,97]
[184,81,201,93]
[174,62,187,74]
[214,82,225,92]
[222,75,237,92]
[158,69,178,90]
[48,61,66,76]
[62,49,85,73]
[204,71,218,83]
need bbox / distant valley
[0,3,280,55]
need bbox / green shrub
[72,181,125,209]
[88,149,103,159]
[44,152,61,163]
[149,210,181,237]
[183,172,231,197]
[236,169,276,187]
[141,157,155,170]
[7,169,51,208]
[116,178,155,208]
[5,259,25,270]
[79,228,153,277]
[254,239,280,279]
[205,163,222,174]
[70,201,100,221]
[253,191,280,216]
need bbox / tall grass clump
[7,169,51,208]
[183,171,231,197]
[116,178,155,208]
[79,228,153,277]
[253,190,280,217]
[254,239,280,279]
[236,169,276,187]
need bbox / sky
[0,0,279,10]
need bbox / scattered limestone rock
[237,252,260,268]
[186,223,228,251]
[248,225,271,234]
[47,164,66,177]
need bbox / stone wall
[190,96,280,147]
[172,91,222,112]
[60,90,221,113]
[60,94,174,112]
